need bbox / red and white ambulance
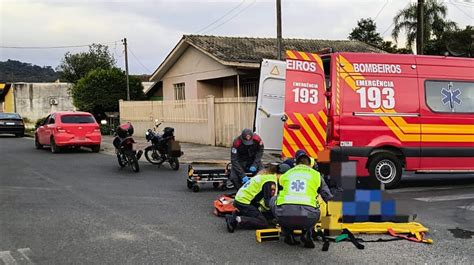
[255,51,474,188]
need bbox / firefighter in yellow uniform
[271,150,333,248]
[225,163,290,232]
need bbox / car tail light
[56,127,66,133]
[94,126,100,132]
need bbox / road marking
[0,251,18,265]
[18,248,34,264]
[0,186,61,191]
[458,205,474,211]
[388,184,474,194]
[414,193,474,202]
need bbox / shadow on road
[399,173,474,188]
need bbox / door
[420,79,474,170]
[44,114,56,144]
[37,115,50,144]
[282,50,328,159]
[254,59,286,152]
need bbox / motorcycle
[144,121,182,170]
[113,123,142,173]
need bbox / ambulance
[255,51,474,188]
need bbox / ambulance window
[425,80,474,113]
[322,58,331,90]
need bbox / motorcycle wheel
[144,146,164,165]
[117,153,126,168]
[128,153,140,173]
[169,158,180,171]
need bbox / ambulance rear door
[254,59,286,152]
[282,50,328,159]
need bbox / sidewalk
[101,135,279,165]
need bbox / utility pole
[122,38,130,100]
[416,0,424,55]
[276,0,282,60]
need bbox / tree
[70,68,145,117]
[392,0,458,52]
[0,60,60,82]
[348,18,384,47]
[57,44,116,83]
[348,18,413,54]
[425,26,474,57]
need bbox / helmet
[278,163,291,174]
[295,149,309,161]
[240,128,254,145]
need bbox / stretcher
[256,222,431,243]
[187,164,231,192]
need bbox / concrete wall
[162,46,237,100]
[13,83,75,122]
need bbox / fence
[119,96,256,147]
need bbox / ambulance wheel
[213,182,220,189]
[368,153,402,189]
[192,185,200,192]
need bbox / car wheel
[35,135,43,149]
[368,153,403,189]
[50,137,60,153]
[91,145,100,153]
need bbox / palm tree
[392,0,458,51]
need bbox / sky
[1,0,473,75]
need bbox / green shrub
[35,117,47,128]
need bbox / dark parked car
[0,112,25,137]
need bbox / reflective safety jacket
[235,174,277,206]
[276,165,321,208]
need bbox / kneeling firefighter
[271,150,333,248]
[229,129,264,189]
[225,163,291,232]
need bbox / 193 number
[293,88,318,104]
[356,87,395,109]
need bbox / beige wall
[162,46,237,100]
[13,83,75,122]
[222,78,236,98]
[197,79,223,98]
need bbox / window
[61,115,95,124]
[425,80,474,113]
[239,78,258,97]
[174,83,185,101]
[47,115,56,124]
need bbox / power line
[374,0,390,21]
[127,45,152,73]
[448,0,474,19]
[381,0,413,36]
[446,0,474,8]
[202,0,257,34]
[0,41,119,49]
[196,0,246,34]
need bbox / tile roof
[184,35,385,64]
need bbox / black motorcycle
[113,123,141,173]
[144,122,182,170]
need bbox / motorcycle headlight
[145,131,149,136]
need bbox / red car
[35,111,102,153]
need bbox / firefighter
[229,129,264,189]
[225,163,291,232]
[271,150,333,248]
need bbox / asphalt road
[0,136,473,264]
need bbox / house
[147,35,384,101]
